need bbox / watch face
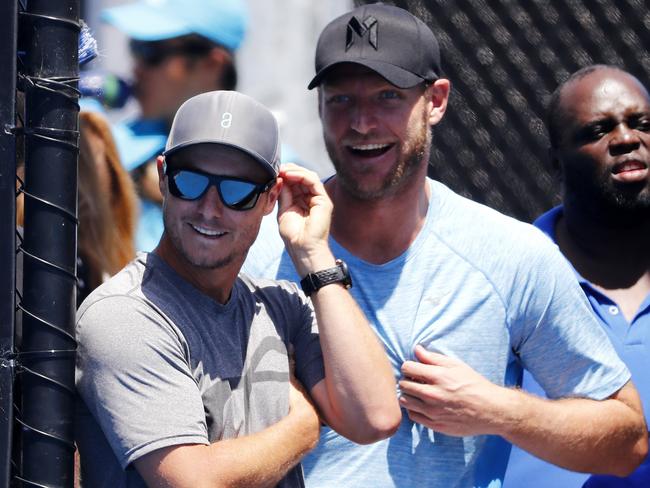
[336,259,352,289]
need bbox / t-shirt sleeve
[507,237,630,400]
[75,295,208,469]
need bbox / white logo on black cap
[346,15,378,51]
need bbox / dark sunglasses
[130,40,213,67]
[164,163,275,211]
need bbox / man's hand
[399,344,504,436]
[400,345,648,476]
[276,163,334,277]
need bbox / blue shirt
[243,182,630,488]
[504,205,650,488]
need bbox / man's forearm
[276,164,400,444]
[498,382,648,476]
[309,279,401,444]
[134,398,320,488]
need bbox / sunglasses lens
[219,180,260,210]
[166,167,268,210]
[171,171,210,200]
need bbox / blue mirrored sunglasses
[164,163,275,211]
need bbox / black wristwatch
[300,259,352,296]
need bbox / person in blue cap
[505,65,650,488]
[101,0,247,251]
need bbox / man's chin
[178,247,237,271]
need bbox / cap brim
[101,3,193,42]
[308,60,427,90]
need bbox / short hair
[546,64,626,150]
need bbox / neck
[327,168,430,264]
[556,203,650,292]
[154,236,238,304]
[560,202,650,261]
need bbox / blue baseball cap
[101,0,248,51]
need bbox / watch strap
[300,259,352,296]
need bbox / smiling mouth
[190,224,226,238]
[347,143,393,158]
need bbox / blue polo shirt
[504,205,650,488]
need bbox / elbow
[345,404,402,445]
[614,430,649,477]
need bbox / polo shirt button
[608,305,619,315]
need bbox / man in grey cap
[243,3,647,487]
[74,90,400,487]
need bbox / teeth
[191,224,225,237]
[351,143,390,151]
[618,161,646,172]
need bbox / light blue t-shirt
[504,206,650,488]
[243,179,630,488]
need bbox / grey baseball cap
[163,90,281,178]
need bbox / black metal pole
[0,0,18,486]
[19,0,79,486]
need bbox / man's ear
[426,78,451,126]
[201,46,232,85]
[263,177,283,215]
[156,156,166,195]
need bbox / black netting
[357,0,650,221]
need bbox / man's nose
[196,185,224,218]
[350,101,378,134]
[609,123,641,156]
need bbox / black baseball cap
[308,3,441,90]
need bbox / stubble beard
[563,164,650,225]
[161,201,250,271]
[327,113,432,201]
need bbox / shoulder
[76,254,185,353]
[237,273,306,306]
[428,180,565,276]
[111,118,168,172]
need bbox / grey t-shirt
[75,253,325,488]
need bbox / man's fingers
[399,378,436,400]
[280,165,327,198]
[414,344,453,366]
[401,359,441,383]
[277,180,295,213]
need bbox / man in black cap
[243,4,647,487]
[75,90,400,487]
